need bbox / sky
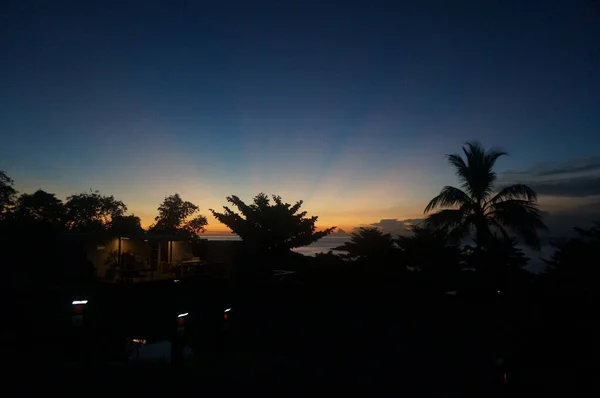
[1,0,599,234]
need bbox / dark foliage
[65,190,127,232]
[108,214,144,236]
[543,221,599,298]
[210,193,334,252]
[397,226,463,286]
[13,189,67,228]
[150,193,207,237]
[334,227,397,262]
[0,170,18,218]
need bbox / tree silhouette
[543,222,599,298]
[108,214,144,236]
[487,238,529,269]
[0,170,17,218]
[65,190,127,232]
[334,227,397,262]
[210,193,334,252]
[424,142,546,250]
[463,237,531,291]
[14,189,67,228]
[151,193,207,237]
[397,226,462,275]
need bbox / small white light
[178,312,189,318]
[174,279,179,283]
[224,308,231,313]
[497,290,501,294]
[72,300,88,305]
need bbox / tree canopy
[334,227,397,262]
[210,193,334,252]
[14,189,66,227]
[65,190,127,232]
[0,170,17,218]
[397,226,462,274]
[151,193,207,237]
[543,222,599,297]
[108,214,144,236]
[424,141,547,250]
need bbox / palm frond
[447,153,470,190]
[462,141,485,163]
[446,214,476,244]
[456,141,507,202]
[423,209,470,240]
[486,184,537,207]
[488,218,510,242]
[482,142,508,167]
[488,199,547,250]
[424,186,473,214]
[423,209,464,229]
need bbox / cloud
[528,176,600,197]
[502,157,600,179]
[500,157,600,197]
[499,156,600,235]
[536,161,600,177]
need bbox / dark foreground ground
[3,277,593,397]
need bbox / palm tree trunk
[474,220,495,288]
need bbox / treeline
[1,138,598,298]
[0,171,207,237]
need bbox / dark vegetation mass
[0,142,595,395]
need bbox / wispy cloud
[535,160,600,177]
[528,176,600,197]
[498,157,600,237]
[500,157,600,197]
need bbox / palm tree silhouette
[424,142,547,250]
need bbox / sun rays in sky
[9,111,597,235]
[10,112,436,233]
[8,111,597,236]
[1,1,599,237]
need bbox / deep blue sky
[1,0,599,231]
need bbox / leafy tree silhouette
[150,193,207,237]
[463,237,530,291]
[65,190,127,232]
[13,189,67,228]
[0,170,17,219]
[210,193,334,253]
[108,214,144,236]
[543,221,600,298]
[334,227,397,262]
[397,226,462,276]
[424,141,546,250]
[0,181,71,287]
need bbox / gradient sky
[1,1,599,233]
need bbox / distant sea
[202,235,350,256]
[201,235,552,273]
